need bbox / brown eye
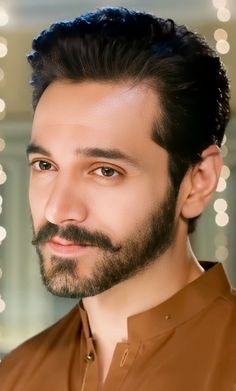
[94,167,119,177]
[101,167,117,177]
[31,160,54,171]
[38,161,52,170]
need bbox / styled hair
[27,7,230,233]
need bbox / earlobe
[181,145,223,219]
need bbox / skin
[28,80,222,386]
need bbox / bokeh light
[217,7,231,22]
[212,0,227,8]
[0,138,6,152]
[215,245,229,261]
[216,40,230,54]
[214,198,228,213]
[216,177,227,192]
[214,28,228,41]
[215,212,229,227]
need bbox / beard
[32,184,178,299]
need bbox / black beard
[32,184,177,299]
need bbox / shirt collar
[127,262,230,341]
[79,262,231,342]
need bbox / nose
[44,173,88,225]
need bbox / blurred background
[0,0,235,358]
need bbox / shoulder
[0,305,81,378]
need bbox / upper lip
[50,237,91,246]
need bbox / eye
[30,160,55,171]
[94,167,119,178]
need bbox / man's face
[29,80,179,298]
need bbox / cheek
[29,178,47,229]
[88,180,161,239]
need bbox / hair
[27,6,230,233]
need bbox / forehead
[31,80,169,172]
[32,80,160,139]
[31,80,169,177]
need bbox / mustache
[32,222,121,252]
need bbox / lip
[48,239,94,256]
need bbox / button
[165,314,171,320]
[86,352,95,362]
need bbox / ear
[181,145,223,219]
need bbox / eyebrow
[26,143,51,157]
[26,143,139,167]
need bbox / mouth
[47,237,95,256]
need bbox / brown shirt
[0,262,236,391]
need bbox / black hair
[27,7,230,233]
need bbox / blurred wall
[0,1,235,357]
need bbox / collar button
[86,352,95,362]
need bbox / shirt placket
[80,337,98,391]
[103,341,140,391]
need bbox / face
[29,80,179,298]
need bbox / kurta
[1,262,236,390]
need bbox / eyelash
[29,159,122,179]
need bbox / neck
[82,238,204,383]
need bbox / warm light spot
[212,0,227,8]
[215,212,229,227]
[222,134,227,145]
[214,233,228,246]
[0,297,6,313]
[214,28,228,41]
[0,138,5,152]
[0,68,4,82]
[0,42,7,58]
[0,7,9,27]
[216,177,227,192]
[215,245,228,261]
[216,40,230,54]
[0,170,7,185]
[217,7,231,22]
[0,226,6,241]
[0,111,6,120]
[0,98,6,113]
[221,145,228,157]
[221,165,230,180]
[214,198,228,213]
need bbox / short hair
[27,6,230,233]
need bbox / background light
[0,98,6,113]
[221,165,230,180]
[215,245,229,261]
[212,0,227,8]
[216,177,227,192]
[0,68,4,82]
[215,212,229,227]
[214,198,228,213]
[0,170,7,185]
[0,7,9,27]
[214,28,228,41]
[0,226,7,241]
[214,233,228,246]
[0,138,6,152]
[217,8,231,22]
[221,144,228,157]
[0,42,7,58]
[216,39,230,54]
[0,297,6,313]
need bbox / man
[0,6,235,391]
